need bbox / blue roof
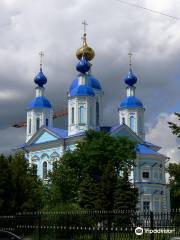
[76,56,91,74]
[34,69,47,87]
[124,68,137,86]
[136,144,159,155]
[119,96,143,109]
[69,84,95,97]
[48,127,68,138]
[70,74,102,91]
[27,96,52,109]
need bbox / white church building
[22,29,170,212]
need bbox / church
[22,25,170,212]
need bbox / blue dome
[70,74,102,91]
[76,56,91,74]
[27,96,52,109]
[70,85,95,97]
[119,96,143,109]
[34,69,47,87]
[124,68,137,86]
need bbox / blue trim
[135,182,166,185]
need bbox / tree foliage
[0,151,44,214]
[167,163,180,209]
[168,112,180,139]
[50,130,138,210]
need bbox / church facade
[22,30,170,212]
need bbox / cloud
[146,112,180,164]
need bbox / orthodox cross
[82,19,88,34]
[82,20,88,46]
[39,51,44,69]
[128,51,133,68]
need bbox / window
[122,117,125,124]
[79,106,85,124]
[36,117,40,131]
[143,201,150,211]
[29,119,31,134]
[72,107,74,124]
[154,197,160,210]
[130,116,135,131]
[96,102,99,126]
[153,169,159,180]
[142,172,149,179]
[43,161,48,179]
[46,118,48,127]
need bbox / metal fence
[0,210,179,240]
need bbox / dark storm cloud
[0,0,180,156]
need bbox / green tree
[167,163,180,209]
[168,112,180,139]
[50,130,138,210]
[114,169,138,210]
[10,151,44,213]
[0,154,13,214]
[168,113,180,208]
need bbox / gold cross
[82,19,88,34]
[128,51,133,67]
[39,51,44,69]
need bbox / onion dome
[76,45,95,61]
[70,74,102,92]
[124,68,137,86]
[34,68,47,87]
[76,56,91,74]
[76,31,95,61]
[69,85,95,97]
[27,96,52,110]
[119,96,143,109]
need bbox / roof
[47,127,68,138]
[69,84,95,97]
[119,96,143,109]
[27,96,52,109]
[70,74,102,91]
[136,144,161,155]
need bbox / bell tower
[119,52,145,140]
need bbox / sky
[0,0,180,163]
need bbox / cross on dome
[39,51,44,70]
[128,50,133,68]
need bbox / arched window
[29,119,31,134]
[36,117,40,131]
[130,116,135,131]
[72,107,74,124]
[79,106,85,124]
[96,102,99,126]
[43,161,48,179]
[46,118,48,127]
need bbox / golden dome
[76,33,95,61]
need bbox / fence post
[150,211,154,240]
[38,213,41,240]
[107,212,111,240]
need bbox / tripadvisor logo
[135,227,143,235]
[135,227,175,235]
